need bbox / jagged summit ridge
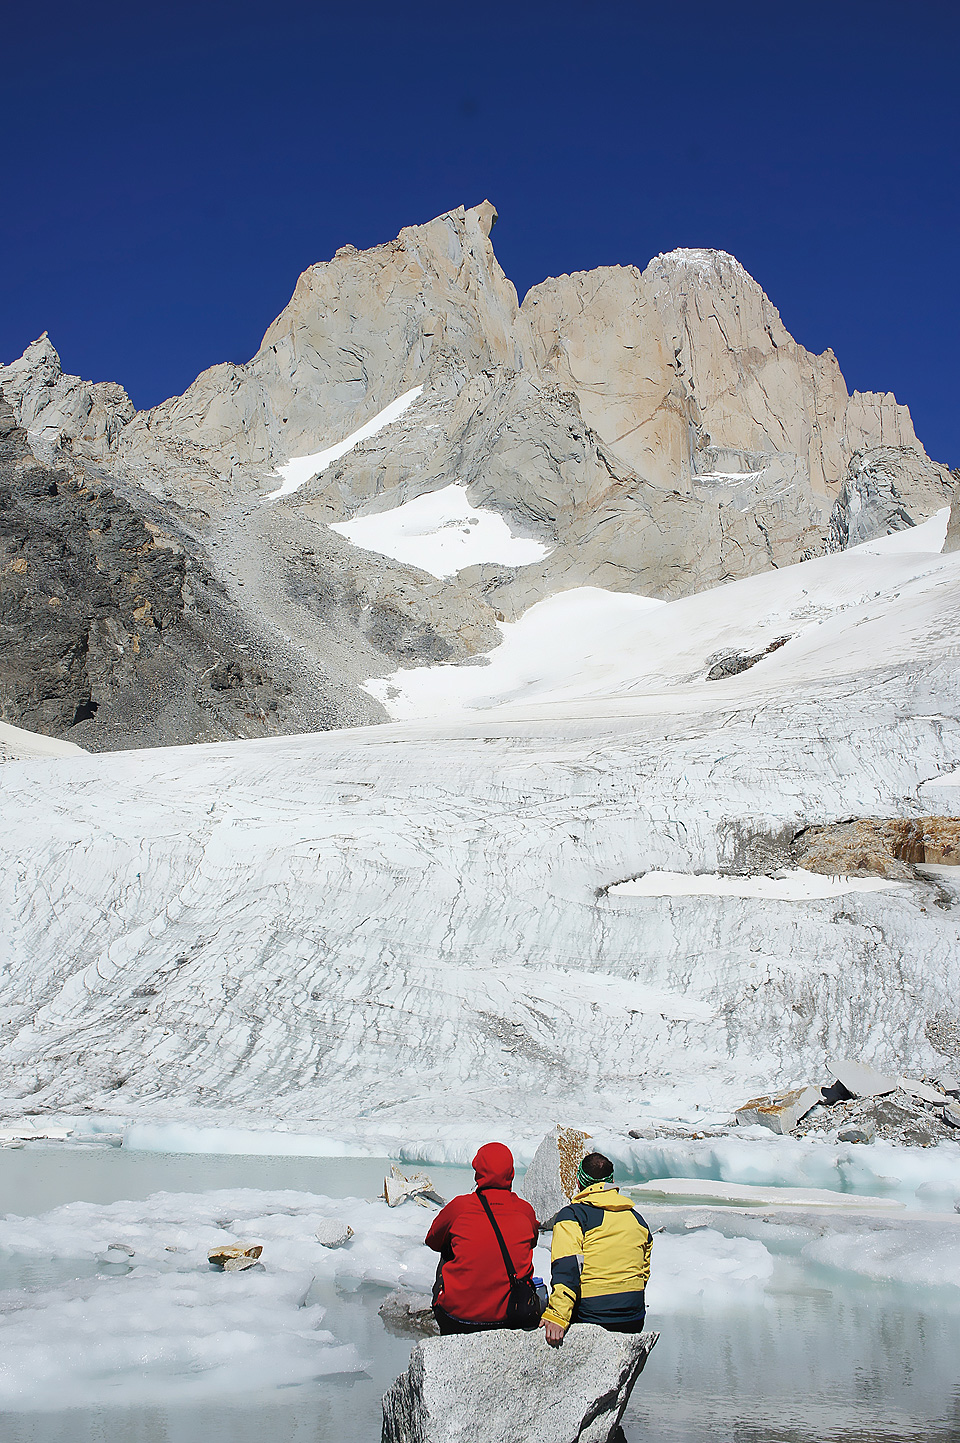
[1,200,955,749]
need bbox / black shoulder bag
[477,1190,543,1330]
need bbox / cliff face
[0,203,954,748]
[522,250,930,501]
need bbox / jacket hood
[573,1181,636,1210]
[473,1142,515,1190]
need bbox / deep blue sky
[3,1,958,462]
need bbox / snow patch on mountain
[330,483,551,579]
[265,385,423,500]
[364,510,956,720]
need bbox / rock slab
[735,1085,821,1134]
[381,1324,658,1443]
[826,1058,900,1098]
[519,1125,591,1225]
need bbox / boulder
[379,1287,440,1337]
[938,1072,960,1098]
[315,1219,354,1247]
[826,1059,899,1099]
[897,1078,950,1107]
[208,1244,263,1269]
[944,1102,960,1129]
[383,1165,446,1209]
[519,1126,592,1225]
[837,1122,875,1144]
[381,1324,658,1443]
[735,1085,821,1135]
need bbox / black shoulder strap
[477,1189,518,1284]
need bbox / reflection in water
[624,1264,960,1443]
[2,1266,958,1443]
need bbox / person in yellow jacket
[540,1152,652,1345]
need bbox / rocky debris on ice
[519,1126,592,1226]
[383,1165,445,1209]
[735,1055,960,1145]
[208,1243,263,1271]
[734,1085,822,1135]
[791,816,960,878]
[793,1060,960,1146]
[315,1219,354,1247]
[706,635,789,681]
[381,1324,658,1443]
[379,1287,440,1337]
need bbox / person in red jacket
[425,1141,538,1334]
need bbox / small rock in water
[826,1058,900,1099]
[315,1219,354,1247]
[519,1125,592,1226]
[381,1323,658,1443]
[735,1085,821,1135]
[379,1287,440,1337]
[208,1243,263,1269]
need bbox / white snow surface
[608,870,900,900]
[3,509,960,1151]
[364,511,955,719]
[264,386,423,500]
[330,482,551,579]
[0,719,83,762]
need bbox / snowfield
[2,512,960,1153]
[330,482,551,578]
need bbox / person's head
[472,1141,515,1190]
[576,1151,614,1193]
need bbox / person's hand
[540,1319,565,1347]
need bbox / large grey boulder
[519,1126,591,1226]
[381,1324,658,1443]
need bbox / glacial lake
[0,1145,957,1443]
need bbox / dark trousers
[433,1304,509,1335]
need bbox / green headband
[577,1160,612,1191]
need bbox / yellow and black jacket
[542,1182,652,1332]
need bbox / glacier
[2,508,960,1154]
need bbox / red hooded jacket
[425,1143,538,1323]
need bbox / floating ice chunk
[645,1229,775,1311]
[0,1269,361,1409]
[331,483,550,579]
[265,386,423,500]
[802,1222,960,1290]
[604,1135,960,1209]
[629,1177,904,1211]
